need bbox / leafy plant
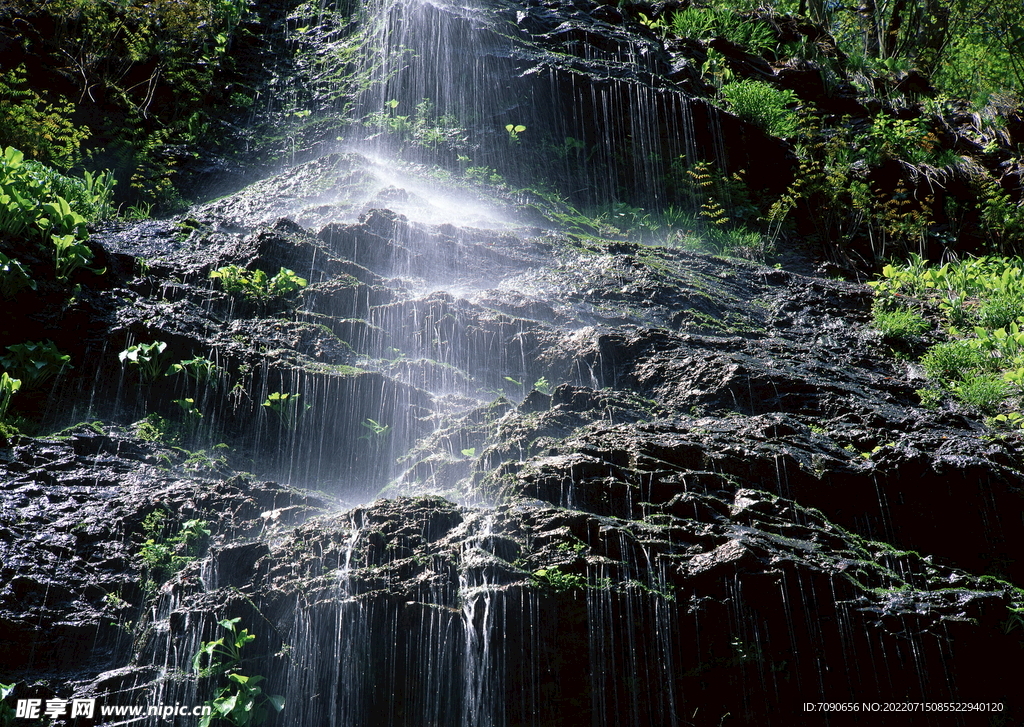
[139,512,210,583]
[1,340,72,389]
[263,392,307,429]
[175,397,204,419]
[870,254,1024,415]
[193,618,284,727]
[952,374,1009,414]
[533,377,551,394]
[210,265,308,302]
[0,682,14,727]
[920,340,989,382]
[992,411,1024,429]
[505,123,527,142]
[0,373,21,422]
[0,66,90,168]
[871,303,930,340]
[359,417,390,440]
[51,232,103,280]
[720,80,798,138]
[169,356,223,387]
[0,253,35,299]
[531,565,588,593]
[119,341,172,382]
[857,114,941,166]
[668,7,776,55]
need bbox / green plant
[263,392,307,429]
[917,388,944,409]
[124,201,154,220]
[461,447,476,457]
[720,80,798,138]
[531,565,587,593]
[0,253,35,299]
[533,377,551,394]
[0,373,21,422]
[119,341,172,382]
[0,682,14,727]
[920,340,989,382]
[1,340,72,389]
[359,417,390,440]
[992,411,1024,429]
[169,356,223,386]
[181,445,231,474]
[505,123,527,142]
[0,66,90,168]
[175,397,204,419]
[858,114,939,166]
[51,232,103,281]
[210,265,308,302]
[134,413,176,443]
[193,618,284,726]
[871,303,930,340]
[668,7,776,56]
[139,512,210,583]
[952,374,1009,414]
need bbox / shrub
[119,341,172,382]
[193,617,285,727]
[140,513,211,583]
[720,80,799,138]
[0,253,35,299]
[872,304,930,340]
[952,375,1009,414]
[0,340,72,389]
[0,66,89,169]
[920,340,988,382]
[669,7,776,55]
[0,372,21,421]
[210,265,308,302]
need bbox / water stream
[103,0,1021,723]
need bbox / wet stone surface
[2,150,1023,726]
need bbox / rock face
[2,0,1024,725]
[2,149,1023,726]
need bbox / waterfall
[86,0,1022,724]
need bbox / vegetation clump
[210,265,309,302]
[193,618,285,727]
[869,254,1024,421]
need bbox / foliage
[0,253,35,299]
[0,373,21,422]
[720,80,798,138]
[0,682,14,727]
[871,302,929,340]
[263,392,307,429]
[169,356,223,387]
[1,147,109,281]
[0,66,90,169]
[193,618,285,727]
[857,114,946,166]
[210,265,308,302]
[870,254,1024,417]
[505,124,527,143]
[531,565,588,593]
[0,340,72,389]
[365,98,470,154]
[656,6,776,56]
[0,0,266,208]
[119,341,172,382]
[359,417,391,440]
[139,511,210,583]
